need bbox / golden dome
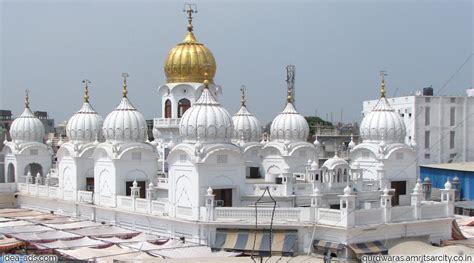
[164,9,216,84]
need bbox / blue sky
[1,0,472,125]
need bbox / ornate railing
[214,207,301,222]
[318,208,342,225]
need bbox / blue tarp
[420,166,473,200]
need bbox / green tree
[305,116,333,135]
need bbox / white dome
[103,97,147,143]
[66,102,103,143]
[322,154,349,170]
[360,97,406,143]
[270,103,309,142]
[10,107,45,143]
[232,105,262,142]
[179,88,233,143]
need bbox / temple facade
[1,7,455,261]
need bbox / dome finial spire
[121,72,129,98]
[203,72,210,89]
[24,89,30,109]
[240,85,246,107]
[286,65,295,104]
[183,3,198,33]
[379,70,388,98]
[202,63,211,89]
[82,79,91,103]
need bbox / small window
[450,97,456,103]
[248,167,260,178]
[180,154,187,163]
[424,131,430,149]
[424,154,430,159]
[30,149,38,156]
[450,131,455,149]
[164,99,172,118]
[425,107,430,126]
[408,113,412,117]
[396,152,404,160]
[217,155,228,164]
[401,113,405,117]
[450,153,457,159]
[177,98,191,118]
[132,152,142,161]
[86,178,94,191]
[450,107,455,126]
[425,97,431,103]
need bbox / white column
[146,182,155,214]
[440,180,455,217]
[205,187,215,221]
[26,171,33,184]
[35,172,41,185]
[130,180,140,211]
[311,186,323,222]
[380,187,392,223]
[339,186,356,227]
[130,180,140,198]
[410,182,422,220]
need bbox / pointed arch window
[164,99,172,118]
[178,98,191,118]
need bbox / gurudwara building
[1,9,456,261]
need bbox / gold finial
[183,3,198,33]
[286,65,296,103]
[203,72,210,88]
[121,72,129,98]
[240,85,246,107]
[82,79,91,103]
[24,89,30,108]
[379,70,388,98]
[202,63,210,88]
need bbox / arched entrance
[24,163,43,177]
[177,98,191,118]
[6,163,15,183]
[164,99,172,118]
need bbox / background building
[363,87,474,165]
[33,111,55,134]
[313,122,359,159]
[420,162,472,200]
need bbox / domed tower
[167,73,245,219]
[232,86,263,178]
[232,87,262,144]
[154,6,220,143]
[3,90,52,184]
[56,80,103,201]
[261,65,318,183]
[350,72,416,204]
[92,74,158,207]
[153,6,222,174]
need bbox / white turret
[102,74,148,144]
[232,86,262,143]
[66,80,103,143]
[10,91,45,143]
